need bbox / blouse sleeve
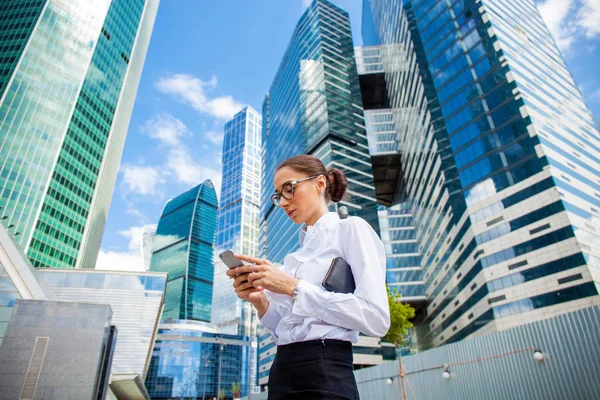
[258,300,281,345]
[290,217,391,337]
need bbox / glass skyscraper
[212,106,262,336]
[0,0,159,269]
[211,106,261,394]
[258,0,383,387]
[142,224,158,271]
[150,181,218,322]
[260,0,380,267]
[355,46,426,305]
[364,0,600,347]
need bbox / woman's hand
[226,268,269,316]
[230,254,298,296]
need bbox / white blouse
[260,212,390,345]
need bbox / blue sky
[96,0,600,270]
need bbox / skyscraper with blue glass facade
[258,0,386,387]
[211,106,261,395]
[355,45,426,309]
[0,0,159,269]
[364,0,600,348]
[150,181,218,322]
[212,106,262,336]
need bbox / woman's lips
[287,210,297,218]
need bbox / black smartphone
[218,250,244,269]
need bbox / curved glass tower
[150,181,218,322]
[0,0,159,269]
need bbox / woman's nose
[279,197,290,208]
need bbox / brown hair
[276,155,348,202]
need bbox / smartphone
[218,250,244,269]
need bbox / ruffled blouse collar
[298,212,340,248]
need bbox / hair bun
[328,168,348,202]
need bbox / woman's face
[273,166,325,224]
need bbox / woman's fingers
[235,285,264,299]
[234,280,255,292]
[234,263,267,275]
[247,272,267,284]
[233,273,250,287]
[225,268,237,278]
[234,265,256,275]
[251,278,265,288]
[235,253,268,265]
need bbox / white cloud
[121,165,164,195]
[119,113,224,204]
[538,0,576,52]
[166,147,222,196]
[302,0,312,8]
[204,130,224,145]
[95,225,147,272]
[589,88,600,102]
[538,0,600,53]
[123,198,151,223]
[156,74,243,120]
[95,250,145,272]
[142,113,191,146]
[576,0,600,39]
[118,226,145,252]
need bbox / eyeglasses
[270,176,320,206]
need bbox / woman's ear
[318,175,327,193]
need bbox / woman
[226,155,390,400]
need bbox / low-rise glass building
[145,320,253,400]
[36,268,167,378]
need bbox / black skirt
[267,339,360,400]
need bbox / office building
[145,320,253,400]
[212,106,262,336]
[363,0,600,347]
[211,106,261,393]
[142,224,158,271]
[0,0,159,269]
[35,268,167,378]
[257,0,384,387]
[355,45,426,304]
[150,181,218,322]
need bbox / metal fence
[244,305,600,399]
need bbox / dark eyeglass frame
[270,175,321,206]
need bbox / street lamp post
[248,309,255,400]
[202,356,210,400]
[217,341,224,399]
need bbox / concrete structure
[0,299,115,400]
[0,224,51,345]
